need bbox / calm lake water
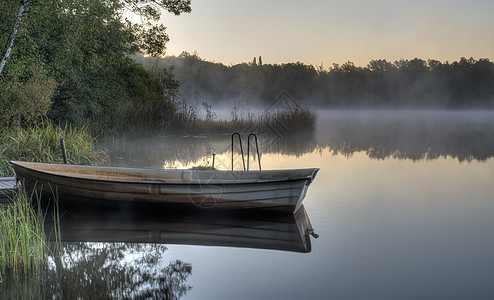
[3,110,494,299]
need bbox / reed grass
[162,106,317,135]
[0,188,54,278]
[260,108,317,135]
[0,121,109,177]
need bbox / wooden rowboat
[10,161,319,213]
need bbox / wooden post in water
[60,138,68,164]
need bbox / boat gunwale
[10,161,319,186]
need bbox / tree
[1,0,191,131]
[123,0,192,56]
[367,59,395,73]
[0,0,29,75]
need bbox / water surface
[3,110,494,299]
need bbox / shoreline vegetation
[0,188,61,280]
[0,122,108,177]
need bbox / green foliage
[0,0,190,135]
[106,62,178,135]
[0,65,56,126]
[0,190,44,277]
[0,122,109,177]
[151,65,181,101]
[0,188,61,278]
[131,23,170,56]
[124,0,192,19]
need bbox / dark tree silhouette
[141,53,494,109]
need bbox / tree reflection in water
[1,242,192,299]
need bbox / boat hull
[10,161,319,213]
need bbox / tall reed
[157,103,317,135]
[0,121,109,177]
[0,189,53,278]
[259,108,317,135]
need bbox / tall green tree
[1,0,191,131]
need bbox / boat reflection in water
[47,203,317,253]
[0,193,318,298]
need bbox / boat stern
[293,168,319,213]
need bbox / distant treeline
[137,53,494,108]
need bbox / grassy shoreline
[0,188,61,279]
[0,122,109,177]
[0,121,98,278]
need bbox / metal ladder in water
[231,133,261,171]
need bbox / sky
[161,0,494,67]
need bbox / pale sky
[161,0,494,67]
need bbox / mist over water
[316,109,494,162]
[107,109,494,167]
[102,108,494,299]
[5,109,493,299]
